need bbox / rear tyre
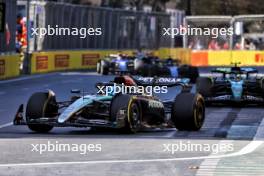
[96,61,101,74]
[26,92,58,133]
[171,93,205,131]
[110,94,141,133]
[139,65,152,77]
[178,65,199,83]
[196,77,213,97]
[100,61,109,75]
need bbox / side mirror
[71,89,81,94]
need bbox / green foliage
[103,0,169,11]
[176,0,264,15]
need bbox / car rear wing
[211,67,258,78]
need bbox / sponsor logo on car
[137,77,182,84]
[148,100,164,108]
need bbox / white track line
[0,73,57,84]
[254,117,264,140]
[196,114,264,175]
[0,140,262,167]
[60,72,98,76]
[0,122,13,129]
[196,141,233,176]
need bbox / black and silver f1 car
[14,76,205,133]
[196,64,264,105]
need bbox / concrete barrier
[190,50,264,66]
[0,54,20,79]
[31,50,135,74]
[5,49,264,79]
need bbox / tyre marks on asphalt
[196,108,264,176]
[214,108,240,138]
[227,108,264,140]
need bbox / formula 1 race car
[134,57,199,83]
[196,64,264,105]
[14,76,205,133]
[96,54,135,75]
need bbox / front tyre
[171,93,205,131]
[96,61,101,74]
[110,94,141,133]
[125,99,141,133]
[26,91,58,133]
[100,60,109,75]
[178,65,199,83]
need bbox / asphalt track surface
[0,71,264,176]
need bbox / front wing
[205,95,264,104]
[13,104,122,129]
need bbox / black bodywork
[14,76,205,133]
[196,66,264,105]
[135,57,199,83]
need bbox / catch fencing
[0,0,16,53]
[29,1,184,52]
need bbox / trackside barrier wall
[31,50,135,74]
[0,54,20,79]
[31,48,191,74]
[155,48,191,64]
[190,50,264,66]
[4,49,264,79]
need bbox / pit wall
[0,54,20,79]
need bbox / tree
[176,0,264,15]
[101,0,169,12]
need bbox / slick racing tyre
[110,94,141,133]
[26,91,58,133]
[258,78,264,104]
[178,65,199,83]
[138,65,153,77]
[100,60,109,75]
[171,93,205,131]
[96,61,101,74]
[196,77,213,97]
[259,78,264,93]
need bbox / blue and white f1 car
[96,54,135,75]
